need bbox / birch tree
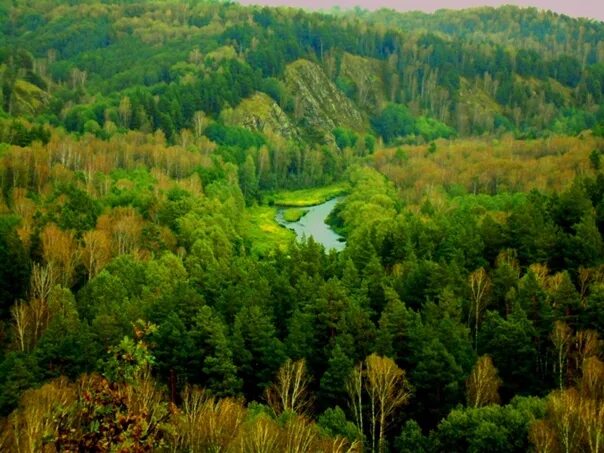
[266,359,312,415]
[466,355,502,407]
[468,267,491,350]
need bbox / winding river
[275,197,346,251]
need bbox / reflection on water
[276,197,345,251]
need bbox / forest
[0,0,603,451]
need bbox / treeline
[351,5,604,63]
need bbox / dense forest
[0,0,603,451]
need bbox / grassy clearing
[268,183,349,207]
[245,206,295,255]
[282,208,308,222]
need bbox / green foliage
[317,406,362,443]
[191,306,241,397]
[232,304,286,397]
[205,123,265,150]
[415,116,456,141]
[333,127,358,150]
[35,288,97,380]
[430,397,546,453]
[281,208,308,222]
[0,2,603,451]
[0,215,30,317]
[479,308,539,398]
[0,352,39,415]
[102,321,157,384]
[372,104,456,143]
[319,343,354,406]
[269,183,349,207]
[371,103,417,143]
[51,183,102,233]
[395,420,428,453]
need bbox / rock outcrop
[223,92,301,142]
[284,59,366,144]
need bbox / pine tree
[320,342,354,408]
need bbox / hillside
[1,1,603,150]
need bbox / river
[275,197,346,251]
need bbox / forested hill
[1,0,604,152]
[349,6,603,57]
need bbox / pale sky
[237,0,604,21]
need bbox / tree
[118,96,132,129]
[0,352,39,416]
[551,321,573,390]
[346,360,365,443]
[266,359,312,415]
[434,397,546,453]
[34,299,95,380]
[395,420,428,453]
[81,230,111,280]
[40,223,78,287]
[103,321,157,384]
[530,356,604,453]
[232,305,286,397]
[468,267,491,350]
[409,335,465,426]
[529,420,557,453]
[2,377,75,451]
[0,216,30,317]
[479,308,538,398]
[365,354,412,453]
[152,312,196,400]
[546,389,583,453]
[317,406,362,444]
[589,149,601,170]
[371,103,417,143]
[239,154,258,203]
[466,355,502,407]
[320,343,354,408]
[348,354,411,452]
[191,306,241,397]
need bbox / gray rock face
[284,59,366,144]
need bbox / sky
[237,0,604,21]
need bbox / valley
[0,1,603,451]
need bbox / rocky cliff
[284,59,366,144]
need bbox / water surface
[276,197,345,251]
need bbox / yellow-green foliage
[282,208,308,222]
[12,80,49,116]
[245,206,295,255]
[206,45,239,62]
[222,92,300,141]
[270,183,349,207]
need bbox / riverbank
[275,197,346,252]
[265,183,349,207]
[282,208,309,222]
[245,206,295,255]
[246,184,349,254]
